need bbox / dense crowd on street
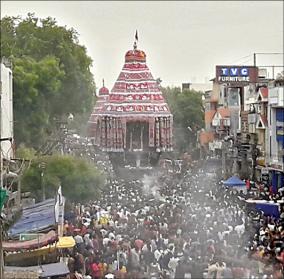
[61,156,284,279]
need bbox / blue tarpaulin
[223,176,246,186]
[255,203,280,219]
[8,198,56,237]
[246,200,280,219]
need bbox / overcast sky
[1,1,283,88]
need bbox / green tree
[13,55,65,146]
[20,153,105,202]
[15,145,36,160]
[1,14,95,148]
[162,86,204,153]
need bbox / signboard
[277,128,284,136]
[216,66,258,85]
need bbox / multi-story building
[0,58,19,212]
[200,65,280,178]
[0,58,14,159]
[246,85,269,181]
[200,63,283,189]
[200,66,259,161]
[266,78,284,192]
[244,72,283,191]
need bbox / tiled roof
[260,114,268,127]
[217,107,230,118]
[259,87,268,101]
[261,115,268,126]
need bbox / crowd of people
[61,157,284,279]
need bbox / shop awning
[56,236,76,249]
[8,199,56,237]
[3,230,57,252]
[223,176,246,186]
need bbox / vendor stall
[4,236,75,266]
[223,175,247,193]
[8,199,56,238]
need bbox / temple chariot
[87,36,173,168]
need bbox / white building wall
[0,62,14,159]
[266,86,282,167]
[269,86,284,107]
[270,108,278,163]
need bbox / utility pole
[39,162,46,201]
[0,137,12,279]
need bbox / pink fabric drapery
[96,117,125,152]
[94,115,173,152]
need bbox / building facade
[200,65,284,192]
[266,79,284,192]
[200,65,260,163]
[243,77,284,191]
[0,59,14,159]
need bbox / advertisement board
[216,66,259,85]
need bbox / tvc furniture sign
[216,66,258,85]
